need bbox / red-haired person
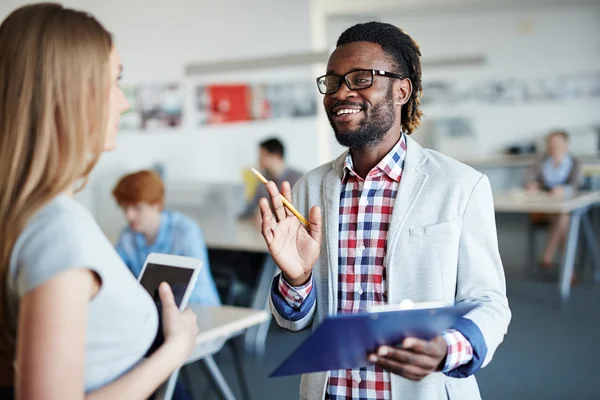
[112,170,221,306]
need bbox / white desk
[494,190,600,302]
[461,153,600,169]
[494,190,600,214]
[156,305,269,400]
[202,219,267,253]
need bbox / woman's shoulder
[11,195,115,294]
[20,195,101,243]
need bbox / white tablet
[138,253,202,312]
[139,253,202,356]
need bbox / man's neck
[143,214,162,245]
[350,129,402,179]
[267,162,286,180]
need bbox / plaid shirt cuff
[277,273,313,309]
[441,329,474,372]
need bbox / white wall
[1,0,315,235]
[327,4,600,157]
[6,1,599,235]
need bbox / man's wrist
[283,272,311,287]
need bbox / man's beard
[328,85,396,150]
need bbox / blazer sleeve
[447,174,511,378]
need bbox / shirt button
[357,287,364,295]
[294,295,301,301]
[353,372,362,383]
[357,242,366,252]
[360,198,369,206]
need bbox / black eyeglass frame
[315,69,405,95]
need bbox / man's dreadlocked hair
[337,22,423,135]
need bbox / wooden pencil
[250,168,309,227]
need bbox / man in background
[239,137,303,219]
[525,130,582,269]
[112,169,221,306]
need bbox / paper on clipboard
[366,299,453,312]
[270,302,477,377]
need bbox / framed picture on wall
[138,83,183,130]
[194,80,316,126]
[265,81,317,118]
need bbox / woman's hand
[159,282,198,363]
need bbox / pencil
[250,168,309,227]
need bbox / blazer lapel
[322,152,345,315]
[386,136,430,262]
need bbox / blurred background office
[2,0,599,399]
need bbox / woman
[0,4,198,399]
[525,130,582,269]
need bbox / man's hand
[369,336,448,381]
[259,181,321,287]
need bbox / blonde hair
[0,3,112,364]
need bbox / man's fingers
[266,181,287,222]
[369,355,429,381]
[259,197,274,244]
[402,337,444,358]
[281,181,295,218]
[375,346,438,370]
[258,197,272,219]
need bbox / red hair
[112,170,165,208]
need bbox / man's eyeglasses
[316,69,404,95]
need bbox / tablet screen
[139,263,195,356]
[139,263,195,308]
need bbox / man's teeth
[336,109,361,116]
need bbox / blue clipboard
[270,303,477,377]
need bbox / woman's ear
[395,78,413,106]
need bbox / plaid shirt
[279,135,473,399]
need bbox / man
[112,169,221,306]
[239,137,303,219]
[525,130,581,269]
[259,22,510,399]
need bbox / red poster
[207,84,251,124]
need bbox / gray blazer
[270,135,511,400]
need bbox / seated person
[112,170,221,305]
[524,130,581,269]
[239,137,303,219]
